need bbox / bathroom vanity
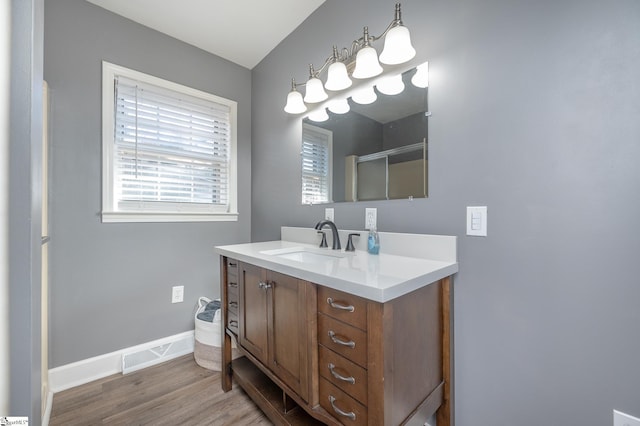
[216,227,458,426]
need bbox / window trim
[101,61,238,223]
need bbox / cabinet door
[238,262,269,365]
[267,271,312,402]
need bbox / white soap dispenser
[367,226,380,255]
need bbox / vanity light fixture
[378,19,416,65]
[351,86,377,105]
[328,98,350,114]
[308,108,329,122]
[376,74,405,96]
[324,46,352,91]
[304,62,430,122]
[303,65,328,103]
[351,27,384,79]
[284,3,416,114]
[411,61,429,88]
[284,78,307,114]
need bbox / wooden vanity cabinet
[236,262,268,365]
[317,284,450,426]
[221,256,453,426]
[236,261,317,403]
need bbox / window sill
[101,211,239,223]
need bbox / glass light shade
[379,25,416,65]
[328,98,350,114]
[376,74,405,96]
[411,62,429,88]
[351,86,377,105]
[284,90,307,114]
[304,77,328,103]
[308,108,329,122]
[325,62,352,91]
[352,46,383,79]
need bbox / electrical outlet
[365,208,377,230]
[171,285,184,304]
[614,410,640,426]
[325,208,334,221]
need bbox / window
[102,61,237,222]
[301,123,332,204]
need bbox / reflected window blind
[114,76,231,207]
[301,125,331,204]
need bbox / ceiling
[86,0,326,69]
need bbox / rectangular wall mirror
[301,66,428,204]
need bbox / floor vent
[122,333,194,374]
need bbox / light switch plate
[614,410,640,426]
[325,208,334,221]
[466,206,487,236]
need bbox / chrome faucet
[314,220,341,250]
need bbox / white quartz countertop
[215,229,458,302]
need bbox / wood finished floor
[49,354,272,426]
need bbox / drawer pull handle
[327,297,355,312]
[228,262,237,267]
[328,395,356,420]
[228,282,238,288]
[258,281,272,290]
[229,301,238,308]
[229,320,238,327]
[328,363,356,384]
[328,330,356,348]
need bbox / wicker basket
[193,338,241,371]
[194,340,220,370]
[193,297,241,371]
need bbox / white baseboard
[42,390,53,426]
[49,330,194,393]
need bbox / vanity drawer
[227,277,238,292]
[227,277,239,314]
[227,310,239,335]
[318,286,367,331]
[319,345,368,406]
[226,257,239,271]
[227,274,239,292]
[227,269,238,297]
[227,279,239,302]
[224,257,239,335]
[228,321,239,335]
[227,299,239,315]
[319,377,368,426]
[318,313,367,368]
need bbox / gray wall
[252,0,640,425]
[383,112,426,151]
[44,0,251,367]
[9,0,44,419]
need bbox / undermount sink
[260,246,346,263]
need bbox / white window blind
[301,124,332,204]
[102,62,237,222]
[114,76,230,205]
